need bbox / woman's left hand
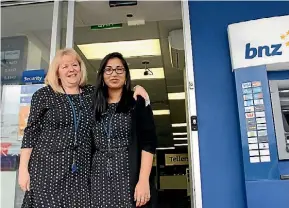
[134,179,150,207]
[133,85,149,101]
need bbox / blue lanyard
[65,94,83,145]
[62,89,83,173]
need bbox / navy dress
[21,85,94,208]
[91,96,158,208]
[91,103,132,207]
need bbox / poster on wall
[1,84,44,171]
[1,36,28,85]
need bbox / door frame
[181,1,203,207]
[62,0,203,207]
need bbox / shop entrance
[0,1,202,208]
[67,1,200,207]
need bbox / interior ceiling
[1,1,188,148]
[74,1,186,148]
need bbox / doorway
[67,1,201,207]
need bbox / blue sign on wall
[22,69,46,84]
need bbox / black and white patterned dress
[91,103,133,208]
[21,85,94,208]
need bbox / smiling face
[58,55,81,88]
[103,57,126,90]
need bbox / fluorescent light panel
[78,39,161,60]
[130,68,165,80]
[173,132,187,136]
[172,123,187,127]
[156,147,175,150]
[168,92,185,100]
[174,143,188,147]
[153,110,170,115]
[173,137,187,141]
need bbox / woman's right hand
[18,168,30,192]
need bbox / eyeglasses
[104,67,125,75]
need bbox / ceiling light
[173,137,187,141]
[130,68,164,80]
[156,147,175,150]
[174,143,188,147]
[168,92,185,100]
[173,132,187,136]
[172,123,187,127]
[153,110,170,115]
[78,39,161,60]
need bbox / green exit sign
[91,23,123,30]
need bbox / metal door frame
[63,1,203,207]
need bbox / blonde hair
[45,48,88,93]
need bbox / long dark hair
[93,52,134,120]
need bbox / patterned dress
[91,103,133,208]
[21,85,94,208]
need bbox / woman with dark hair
[91,52,157,208]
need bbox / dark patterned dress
[21,85,94,208]
[91,103,133,208]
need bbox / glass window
[1,2,54,85]
[1,2,54,208]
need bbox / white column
[50,0,63,63]
[66,0,75,48]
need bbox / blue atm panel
[234,66,289,208]
[234,65,280,180]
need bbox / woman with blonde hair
[18,48,149,207]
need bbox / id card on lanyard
[64,90,83,173]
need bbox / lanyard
[65,95,83,146]
[101,111,115,178]
[62,88,83,173]
[101,113,114,142]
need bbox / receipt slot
[227,15,289,208]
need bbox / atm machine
[270,77,289,161]
[227,15,289,208]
